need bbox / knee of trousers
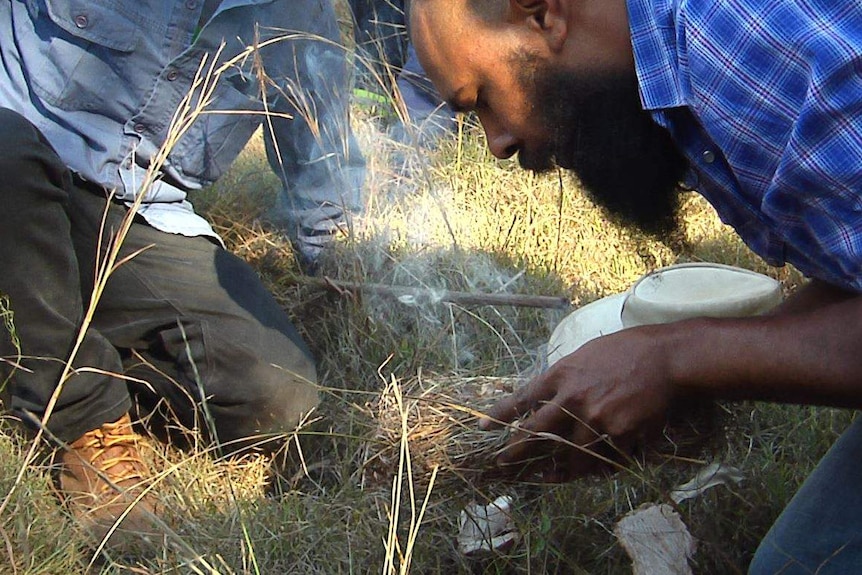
[748,538,793,575]
[197,329,320,443]
[131,316,320,445]
[231,355,320,439]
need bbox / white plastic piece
[457,495,519,555]
[621,263,782,328]
[670,462,744,504]
[547,263,782,367]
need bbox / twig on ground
[295,276,571,310]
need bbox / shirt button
[167,70,179,81]
[702,150,716,164]
[134,123,146,134]
[74,14,89,28]
[185,0,198,9]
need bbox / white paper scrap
[457,495,519,555]
[614,503,695,575]
[670,462,744,504]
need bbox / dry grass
[359,373,723,498]
[0,23,855,575]
[361,375,514,490]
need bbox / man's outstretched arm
[480,279,862,481]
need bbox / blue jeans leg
[348,0,407,89]
[749,415,862,574]
[395,44,450,122]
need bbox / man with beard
[409,0,862,572]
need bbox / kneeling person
[0,0,364,545]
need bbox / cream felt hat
[547,263,783,367]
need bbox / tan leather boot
[59,413,164,548]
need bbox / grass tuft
[0,24,848,573]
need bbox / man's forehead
[410,0,471,24]
[410,7,470,82]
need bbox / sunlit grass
[0,22,850,574]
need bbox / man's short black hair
[409,0,507,21]
[466,0,507,20]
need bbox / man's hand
[479,280,862,483]
[480,325,675,482]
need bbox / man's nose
[480,115,519,160]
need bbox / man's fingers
[493,400,582,464]
[493,427,548,469]
[554,427,642,482]
[536,432,620,483]
[519,399,576,436]
[496,426,603,483]
[493,404,636,482]
[478,393,519,430]
[478,374,555,430]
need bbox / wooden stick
[298,277,570,310]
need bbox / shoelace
[74,426,148,492]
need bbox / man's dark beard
[516,54,689,238]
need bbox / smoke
[333,227,563,376]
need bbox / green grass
[0,47,855,575]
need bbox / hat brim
[547,292,628,368]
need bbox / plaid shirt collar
[627,0,687,111]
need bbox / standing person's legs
[349,0,408,91]
[265,13,366,275]
[749,416,862,574]
[396,44,452,122]
[390,43,458,146]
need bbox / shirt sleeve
[761,13,862,291]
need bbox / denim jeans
[349,0,408,90]
[347,0,456,148]
[0,108,318,448]
[749,415,862,574]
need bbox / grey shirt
[1,0,364,242]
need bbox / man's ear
[509,0,567,52]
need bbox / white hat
[547,263,783,367]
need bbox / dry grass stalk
[381,375,439,575]
[362,375,516,490]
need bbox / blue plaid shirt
[628,0,862,291]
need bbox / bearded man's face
[409,0,688,237]
[515,51,689,238]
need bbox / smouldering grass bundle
[362,373,725,491]
[362,374,517,489]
